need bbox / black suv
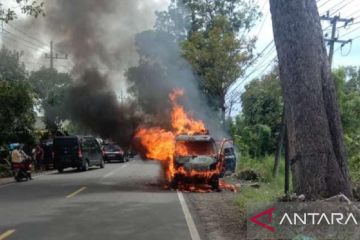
[53,136,105,173]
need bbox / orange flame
[135,89,207,181]
[135,89,235,192]
[169,89,206,135]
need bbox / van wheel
[58,168,63,173]
[210,176,220,191]
[100,159,105,168]
[82,161,89,171]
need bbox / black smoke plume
[66,69,141,146]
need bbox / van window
[82,138,95,150]
[54,138,78,150]
[224,148,234,156]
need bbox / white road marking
[103,163,129,178]
[177,191,201,240]
[0,229,15,240]
[66,186,87,198]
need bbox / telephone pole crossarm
[320,12,354,67]
[45,40,68,69]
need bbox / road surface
[0,158,204,240]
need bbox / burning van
[171,133,221,190]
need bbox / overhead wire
[226,42,275,98]
[6,23,50,50]
[330,0,353,14]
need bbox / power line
[326,1,347,13]
[318,0,331,9]
[1,31,48,53]
[341,25,360,37]
[330,0,353,14]
[1,29,49,52]
[227,43,275,98]
[226,49,277,100]
[6,23,49,50]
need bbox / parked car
[103,143,127,163]
[53,136,105,173]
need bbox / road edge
[177,191,202,240]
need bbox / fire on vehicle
[134,89,236,192]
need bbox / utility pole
[321,11,353,67]
[45,40,68,70]
[118,89,129,103]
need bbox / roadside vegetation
[235,155,285,211]
[230,66,360,208]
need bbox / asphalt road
[0,158,203,240]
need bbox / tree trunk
[273,107,285,178]
[269,0,352,199]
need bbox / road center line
[103,163,129,178]
[177,191,201,240]
[66,187,87,198]
[0,229,16,240]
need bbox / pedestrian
[35,144,44,171]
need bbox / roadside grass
[235,155,289,212]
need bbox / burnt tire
[170,179,178,189]
[210,176,220,191]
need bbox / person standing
[35,144,44,171]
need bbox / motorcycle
[13,158,32,182]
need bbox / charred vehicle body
[171,134,221,190]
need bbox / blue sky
[227,0,360,116]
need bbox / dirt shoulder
[187,191,246,240]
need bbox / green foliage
[152,0,260,119]
[29,67,72,100]
[182,16,255,113]
[28,67,72,133]
[333,67,360,183]
[241,71,283,130]
[0,0,44,23]
[238,155,285,184]
[0,80,35,145]
[235,155,285,210]
[0,47,26,82]
[231,118,272,157]
[235,182,284,211]
[230,70,283,157]
[155,0,261,39]
[0,47,35,145]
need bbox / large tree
[0,48,35,145]
[29,67,72,133]
[269,0,352,198]
[156,0,260,40]
[182,16,255,120]
[155,0,260,120]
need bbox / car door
[81,138,93,163]
[91,138,102,164]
